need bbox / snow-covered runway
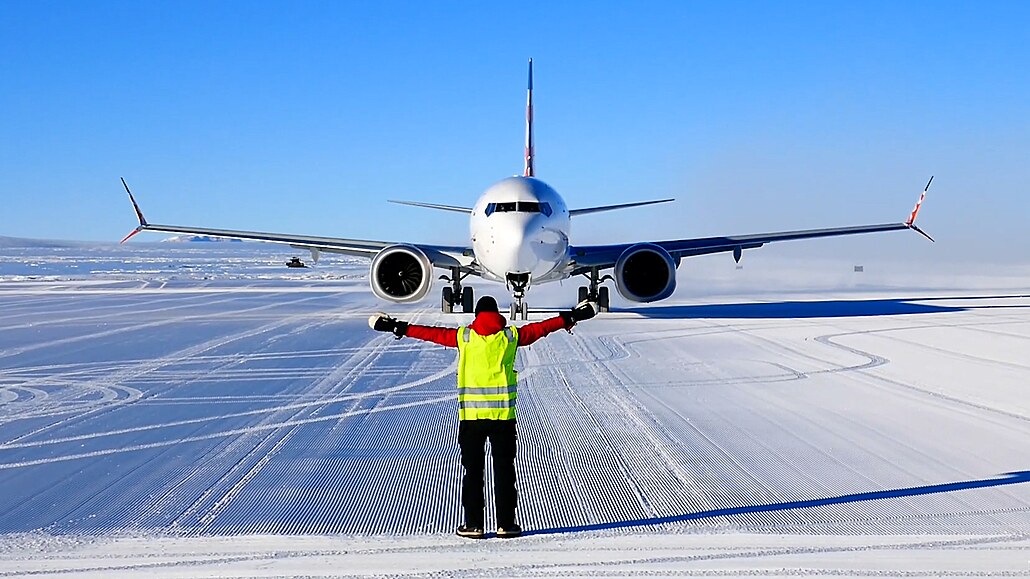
[1,244,1028,576]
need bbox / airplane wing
[119,179,474,271]
[569,178,934,274]
[569,198,675,216]
[388,200,473,213]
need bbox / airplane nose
[493,219,536,272]
[474,213,566,282]
[484,215,539,271]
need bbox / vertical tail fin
[524,58,534,177]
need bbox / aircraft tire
[598,286,610,313]
[442,287,454,313]
[462,287,474,313]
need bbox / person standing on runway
[369,295,596,538]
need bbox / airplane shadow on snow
[523,470,1030,537]
[620,294,1030,320]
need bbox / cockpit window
[484,201,553,216]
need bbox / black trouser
[458,419,517,528]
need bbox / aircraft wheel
[461,287,474,313]
[578,286,588,303]
[509,302,517,320]
[598,286,610,313]
[442,287,454,313]
[520,301,528,320]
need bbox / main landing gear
[440,267,473,314]
[577,268,611,313]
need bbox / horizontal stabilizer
[569,198,674,217]
[388,200,473,214]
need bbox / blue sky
[1,1,1027,262]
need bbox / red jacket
[406,311,570,347]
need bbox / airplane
[121,59,933,320]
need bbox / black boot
[496,523,522,538]
[456,524,485,539]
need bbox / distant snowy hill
[0,235,86,248]
[160,235,244,243]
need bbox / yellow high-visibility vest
[455,325,519,421]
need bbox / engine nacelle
[370,245,433,303]
[614,243,677,303]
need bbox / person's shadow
[524,470,1030,536]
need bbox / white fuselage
[469,176,572,288]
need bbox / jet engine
[370,245,433,303]
[614,243,677,303]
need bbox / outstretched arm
[518,301,597,346]
[369,313,458,347]
[405,324,459,347]
[517,315,569,346]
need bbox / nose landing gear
[440,267,473,313]
[506,272,530,321]
[509,299,527,321]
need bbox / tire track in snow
[0,383,139,423]
[735,387,975,533]
[203,320,461,535]
[847,323,1030,373]
[614,327,821,386]
[757,377,1026,533]
[620,314,1030,534]
[0,290,331,360]
[0,345,431,399]
[119,315,371,532]
[0,291,242,332]
[584,321,833,526]
[519,305,1030,537]
[0,372,454,467]
[604,356,795,528]
[0,321,459,535]
[516,329,738,531]
[0,361,457,452]
[527,315,968,531]
[0,294,366,525]
[642,320,905,530]
[168,328,404,533]
[810,327,1030,425]
[665,317,1023,532]
[0,291,340,444]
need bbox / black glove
[560,300,597,326]
[368,313,408,338]
[572,300,597,321]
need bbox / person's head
[474,296,499,315]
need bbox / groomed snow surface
[0,243,1028,577]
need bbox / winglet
[905,176,934,242]
[524,58,534,178]
[119,177,149,243]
